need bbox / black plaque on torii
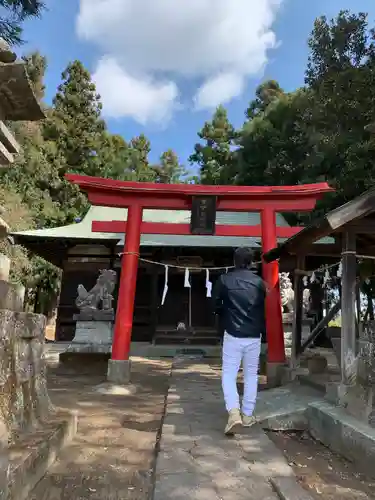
[190,196,217,235]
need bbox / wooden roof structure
[263,186,375,262]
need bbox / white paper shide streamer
[205,269,212,298]
[161,265,169,305]
[337,262,343,278]
[184,268,191,288]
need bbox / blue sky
[20,0,375,166]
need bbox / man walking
[213,247,266,435]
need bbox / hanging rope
[116,250,375,291]
[118,251,263,271]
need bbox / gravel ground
[267,430,375,500]
[30,357,171,500]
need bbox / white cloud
[93,57,178,125]
[194,73,246,110]
[77,0,282,124]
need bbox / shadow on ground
[30,357,171,500]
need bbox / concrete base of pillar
[107,359,131,384]
[267,362,290,388]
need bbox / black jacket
[213,268,266,339]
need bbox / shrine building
[12,205,286,339]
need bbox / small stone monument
[69,269,117,353]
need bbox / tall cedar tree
[44,60,105,176]
[40,61,108,223]
[190,105,237,185]
[125,134,156,182]
[153,149,187,183]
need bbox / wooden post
[291,255,305,371]
[150,265,159,342]
[341,230,357,384]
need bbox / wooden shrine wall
[55,245,302,343]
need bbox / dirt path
[31,357,171,500]
[268,430,375,500]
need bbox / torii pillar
[66,174,333,385]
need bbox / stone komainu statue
[279,272,294,313]
[75,269,117,313]
[279,272,311,314]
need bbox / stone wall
[0,309,53,441]
[0,254,54,498]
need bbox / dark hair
[234,247,253,269]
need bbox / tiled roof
[12,205,333,247]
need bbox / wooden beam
[338,220,375,233]
[0,140,13,164]
[289,243,341,257]
[341,230,357,384]
[328,189,375,230]
[0,120,20,154]
[66,173,333,198]
[300,300,341,353]
[264,187,375,263]
[291,255,305,369]
[92,220,303,238]
[88,191,323,212]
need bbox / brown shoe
[242,414,257,428]
[224,408,242,435]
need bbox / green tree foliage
[0,0,44,45]
[153,149,187,184]
[0,185,34,284]
[189,105,237,185]
[44,60,105,175]
[238,89,311,189]
[304,10,375,210]
[236,10,375,222]
[22,50,47,101]
[124,134,156,182]
[246,80,284,119]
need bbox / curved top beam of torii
[65,174,334,213]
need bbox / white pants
[222,332,261,416]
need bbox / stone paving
[153,357,313,500]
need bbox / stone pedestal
[107,359,131,384]
[282,313,312,355]
[68,320,113,354]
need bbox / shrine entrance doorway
[66,174,333,385]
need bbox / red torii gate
[66,174,333,384]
